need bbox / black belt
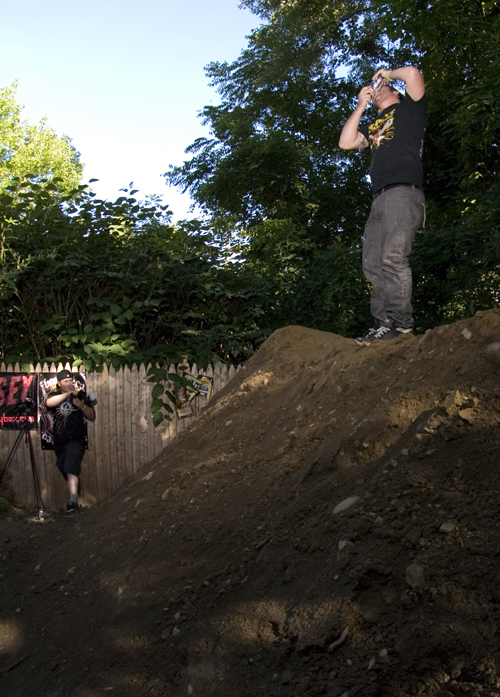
[373,183,420,198]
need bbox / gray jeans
[362,185,425,329]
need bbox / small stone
[379,648,390,664]
[400,591,412,606]
[439,421,461,441]
[426,413,444,431]
[440,520,458,534]
[381,589,398,605]
[405,563,425,590]
[459,408,475,424]
[172,627,180,636]
[414,432,428,443]
[333,496,360,514]
[328,627,349,652]
[462,328,472,340]
[338,540,348,550]
[361,607,382,624]
[441,390,463,415]
[405,526,423,545]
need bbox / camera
[77,390,98,407]
[13,396,36,418]
[371,76,384,93]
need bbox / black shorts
[55,441,85,478]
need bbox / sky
[1,1,259,220]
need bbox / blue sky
[1,1,259,220]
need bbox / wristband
[385,70,394,82]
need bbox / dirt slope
[1,310,500,697]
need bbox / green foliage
[0,81,83,194]
[372,0,500,325]
[412,177,500,329]
[2,1,499,427]
[167,0,499,333]
[375,0,499,198]
[165,1,390,335]
[0,177,273,423]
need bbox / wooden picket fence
[0,361,238,511]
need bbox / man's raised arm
[339,86,372,150]
[371,66,425,101]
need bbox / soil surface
[1,310,500,697]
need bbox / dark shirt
[359,93,426,193]
[47,390,87,450]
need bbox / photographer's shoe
[66,502,79,516]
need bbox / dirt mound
[1,310,500,697]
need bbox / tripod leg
[27,431,44,520]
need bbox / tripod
[0,419,45,521]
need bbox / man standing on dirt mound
[339,66,426,344]
[46,370,96,516]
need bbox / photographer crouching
[45,370,96,516]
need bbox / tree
[375,0,500,325]
[165,0,398,335]
[167,0,499,334]
[0,81,83,194]
[0,177,272,369]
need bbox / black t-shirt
[47,390,87,449]
[359,93,426,193]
